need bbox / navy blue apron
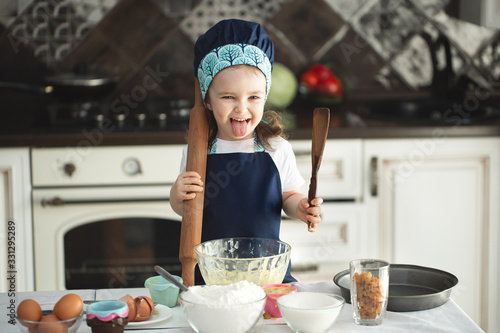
[195,137,296,284]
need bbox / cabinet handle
[41,197,170,207]
[340,223,348,243]
[370,156,378,197]
[291,264,319,273]
[294,150,312,157]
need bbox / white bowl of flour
[179,280,266,333]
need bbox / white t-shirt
[179,136,304,193]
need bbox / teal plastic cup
[145,275,183,307]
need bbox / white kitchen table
[0,282,484,332]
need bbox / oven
[31,145,184,291]
[30,139,367,290]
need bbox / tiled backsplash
[1,0,500,107]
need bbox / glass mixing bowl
[195,237,291,286]
[16,304,84,333]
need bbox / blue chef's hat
[193,19,275,103]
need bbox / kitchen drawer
[280,202,366,271]
[31,145,184,186]
[291,139,362,200]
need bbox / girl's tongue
[231,118,248,137]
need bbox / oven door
[32,185,181,291]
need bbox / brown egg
[53,294,83,321]
[118,294,137,322]
[17,299,42,327]
[134,296,154,322]
[38,314,68,333]
[28,326,40,333]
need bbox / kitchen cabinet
[281,202,367,282]
[0,148,34,292]
[292,139,362,200]
[364,137,500,332]
[282,140,365,281]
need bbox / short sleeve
[268,138,304,193]
[179,145,188,173]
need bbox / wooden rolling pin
[179,79,209,287]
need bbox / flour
[182,280,265,306]
[180,281,266,333]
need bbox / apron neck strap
[208,132,265,154]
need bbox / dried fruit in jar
[353,272,385,319]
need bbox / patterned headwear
[193,19,274,104]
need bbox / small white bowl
[277,292,345,333]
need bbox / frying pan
[0,72,119,100]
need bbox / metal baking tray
[333,264,458,312]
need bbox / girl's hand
[170,171,204,216]
[297,197,323,232]
[173,171,204,201]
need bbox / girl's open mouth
[231,118,250,137]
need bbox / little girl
[170,19,323,283]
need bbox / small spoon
[154,265,189,292]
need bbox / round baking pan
[333,264,458,312]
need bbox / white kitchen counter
[0,282,483,332]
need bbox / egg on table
[53,294,83,321]
[17,299,42,327]
[118,294,137,322]
[118,294,154,322]
[134,296,154,322]
[39,314,68,333]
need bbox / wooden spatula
[179,79,209,287]
[307,108,330,230]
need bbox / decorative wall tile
[391,33,433,89]
[432,11,495,59]
[263,22,308,73]
[179,0,285,43]
[350,0,428,61]
[1,0,500,100]
[71,0,118,23]
[56,0,177,98]
[0,1,18,27]
[318,27,389,91]
[324,0,373,22]
[140,27,196,99]
[268,0,345,61]
[3,0,115,66]
[154,0,201,21]
[475,35,500,82]
[0,0,33,27]
[413,0,450,17]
